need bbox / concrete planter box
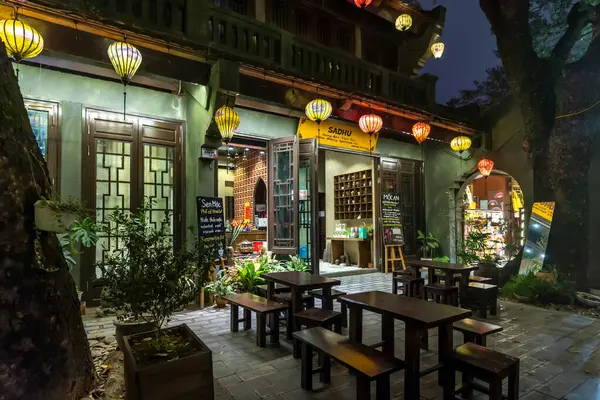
[123,324,214,400]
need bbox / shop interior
[462,173,524,266]
[315,149,376,275]
[217,137,268,258]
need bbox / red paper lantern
[412,122,431,144]
[359,113,383,135]
[478,157,494,177]
[354,0,372,8]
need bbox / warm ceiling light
[0,19,44,63]
[108,41,143,85]
[354,0,373,8]
[359,113,383,135]
[412,122,431,145]
[431,42,445,59]
[478,157,494,178]
[215,105,240,144]
[450,136,472,153]
[395,14,413,31]
[305,99,332,124]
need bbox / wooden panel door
[81,108,183,304]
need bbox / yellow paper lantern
[108,41,143,85]
[0,19,44,62]
[412,122,431,145]
[215,105,240,144]
[450,136,472,153]
[305,99,332,124]
[395,14,412,31]
[431,42,445,59]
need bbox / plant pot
[114,319,155,350]
[34,201,78,233]
[215,297,227,308]
[576,291,600,308]
[536,272,556,285]
[123,324,214,400]
[474,263,499,286]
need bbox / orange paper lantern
[478,157,494,177]
[354,0,372,8]
[359,113,383,135]
[412,122,431,144]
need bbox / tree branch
[550,2,600,74]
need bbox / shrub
[502,270,575,305]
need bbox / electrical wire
[555,97,600,119]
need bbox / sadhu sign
[296,117,379,153]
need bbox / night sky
[419,0,500,104]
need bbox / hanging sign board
[201,146,218,160]
[519,202,555,275]
[196,196,225,258]
[296,117,379,153]
[381,192,404,245]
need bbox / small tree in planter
[99,201,217,400]
[205,270,236,307]
[417,230,440,260]
[458,228,502,285]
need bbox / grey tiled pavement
[84,273,600,399]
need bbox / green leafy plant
[236,259,266,293]
[286,255,310,272]
[432,256,450,263]
[502,270,575,305]
[58,233,76,270]
[417,230,440,258]
[227,222,245,248]
[37,197,91,217]
[457,228,502,265]
[99,200,217,335]
[204,270,236,298]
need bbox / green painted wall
[376,137,422,161]
[237,108,299,139]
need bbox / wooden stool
[256,283,290,297]
[293,308,343,359]
[468,282,498,318]
[392,276,424,297]
[309,288,348,327]
[453,318,503,347]
[443,343,519,400]
[422,283,459,306]
[469,275,493,283]
[275,292,315,339]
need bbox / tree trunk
[0,44,94,398]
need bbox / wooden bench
[223,293,288,348]
[469,275,493,283]
[256,283,290,297]
[274,292,316,340]
[468,282,498,318]
[293,327,405,400]
[453,318,503,347]
[421,283,458,306]
[392,276,424,297]
[443,342,519,400]
[309,288,348,327]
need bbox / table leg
[438,323,453,386]
[444,270,454,289]
[410,265,419,278]
[459,272,470,307]
[291,288,302,332]
[381,314,395,356]
[267,281,276,329]
[428,267,436,285]
[348,305,363,344]
[322,286,333,310]
[404,322,421,400]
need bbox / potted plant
[417,230,440,260]
[99,201,216,400]
[34,197,90,233]
[458,228,502,285]
[58,217,98,271]
[204,270,236,307]
[236,259,266,293]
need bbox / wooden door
[298,138,319,273]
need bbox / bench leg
[231,305,239,332]
[341,302,348,328]
[243,309,251,331]
[442,365,456,400]
[318,352,331,384]
[356,377,370,400]
[375,375,390,400]
[479,301,488,319]
[463,332,476,344]
[489,377,503,400]
[257,314,266,348]
[270,312,280,344]
[491,296,498,315]
[476,335,487,347]
[286,305,293,341]
[461,371,473,399]
[300,342,313,390]
[392,279,398,295]
[306,297,315,309]
[508,363,520,400]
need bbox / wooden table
[338,291,471,400]
[406,260,479,304]
[262,272,341,336]
[327,237,372,268]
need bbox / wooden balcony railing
[28,0,436,106]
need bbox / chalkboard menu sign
[381,192,404,246]
[196,196,225,258]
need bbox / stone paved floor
[84,273,600,399]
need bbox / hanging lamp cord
[123,84,127,121]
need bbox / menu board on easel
[381,192,404,246]
[196,196,225,258]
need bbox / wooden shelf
[333,169,373,220]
